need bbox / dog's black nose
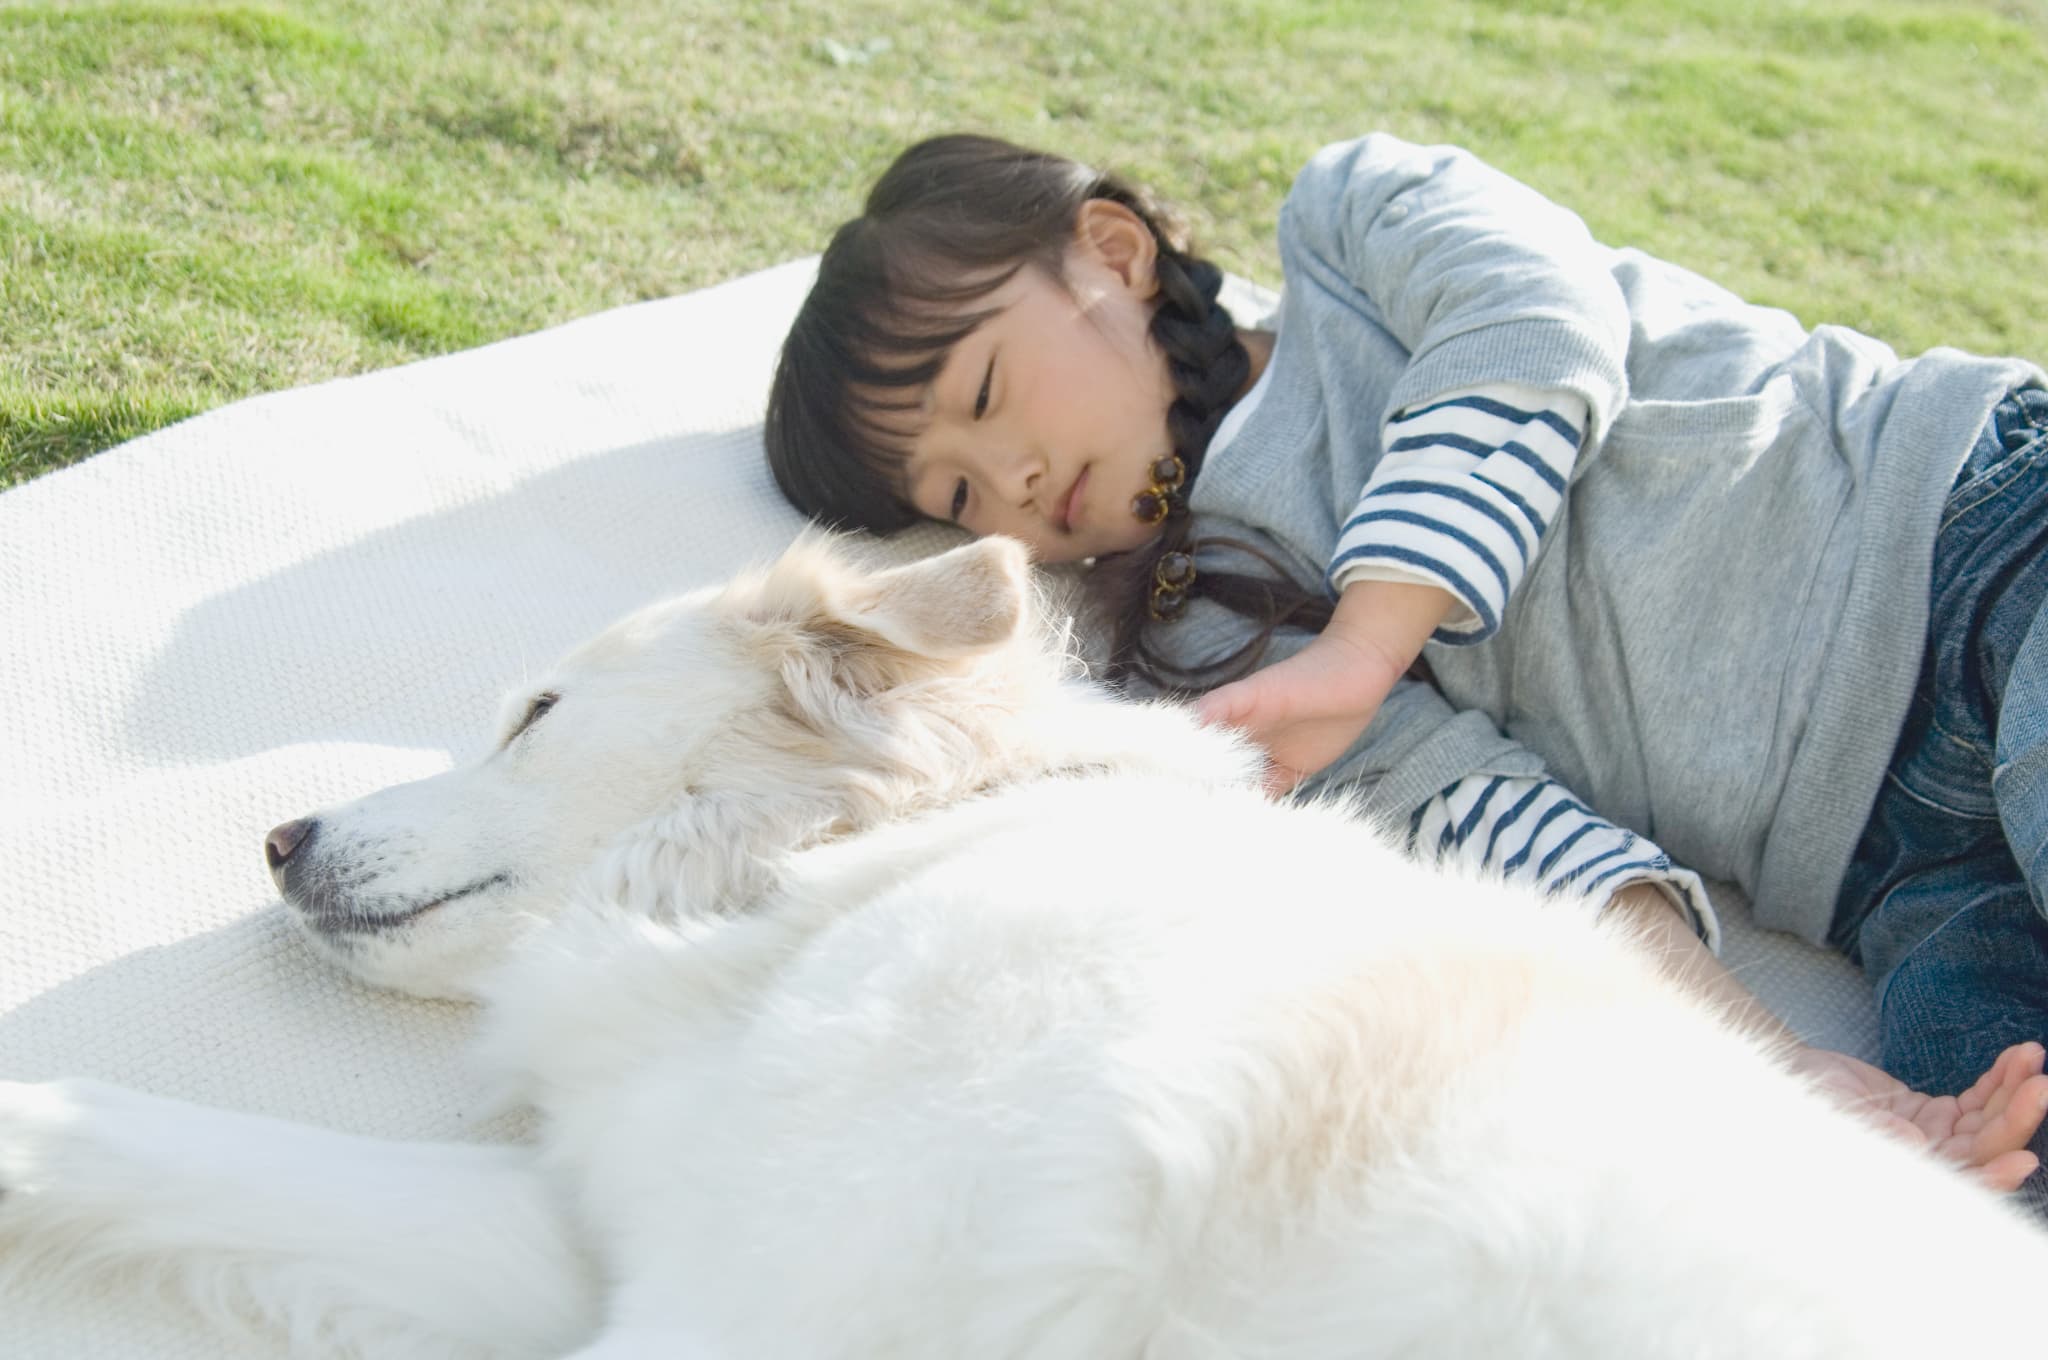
[265,818,316,873]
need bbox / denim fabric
[1831,386,2048,1211]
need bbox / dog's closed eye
[505,692,559,746]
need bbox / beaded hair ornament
[1131,453,1196,622]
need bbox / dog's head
[266,533,1051,998]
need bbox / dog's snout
[265,818,316,875]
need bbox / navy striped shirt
[1328,382,1587,644]
[1406,771,1719,946]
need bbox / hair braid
[1091,243,1333,691]
[1150,250,1250,485]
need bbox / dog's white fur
[3,534,2044,1358]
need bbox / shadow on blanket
[0,911,522,1143]
[124,432,805,763]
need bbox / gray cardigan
[1172,133,2042,943]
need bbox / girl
[765,132,2048,1203]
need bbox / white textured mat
[0,260,1877,1355]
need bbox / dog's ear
[830,537,1032,660]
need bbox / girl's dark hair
[765,133,1331,691]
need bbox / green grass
[5,0,2046,485]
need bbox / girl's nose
[1001,450,1046,506]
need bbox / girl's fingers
[1957,1074,2048,1170]
[1195,684,1246,727]
[1974,1149,2040,1194]
[1955,1045,2016,1115]
[1200,675,1287,731]
[1958,1042,2047,1117]
[2007,1074,2048,1145]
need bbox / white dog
[2,534,2044,1358]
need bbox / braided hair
[766,133,1331,692]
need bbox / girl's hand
[1197,577,1456,790]
[1197,629,1406,790]
[1787,1041,2048,1192]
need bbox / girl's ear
[1073,199,1160,300]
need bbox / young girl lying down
[766,130,2048,1207]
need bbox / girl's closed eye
[950,477,969,522]
[973,356,993,420]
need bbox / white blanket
[0,261,1879,1355]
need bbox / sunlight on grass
[3,0,2044,483]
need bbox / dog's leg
[0,1078,598,1359]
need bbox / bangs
[767,216,1020,536]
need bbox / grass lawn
[3,0,2045,486]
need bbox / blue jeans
[1831,386,2048,1211]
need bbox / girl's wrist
[1325,578,1457,678]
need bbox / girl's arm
[1330,382,1587,645]
[1316,137,1613,652]
[1421,761,2046,1192]
[1289,136,1632,601]
[1284,134,1631,429]
[1607,884,2048,1194]
[1369,688,2031,1165]
[1203,382,1589,782]
[1209,137,1626,776]
[1406,768,1720,948]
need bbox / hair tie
[1148,549,1196,622]
[1130,455,1187,526]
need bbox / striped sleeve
[1329,381,1587,644]
[1405,771,1721,951]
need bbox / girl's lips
[1057,467,1089,533]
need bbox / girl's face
[898,202,1177,565]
